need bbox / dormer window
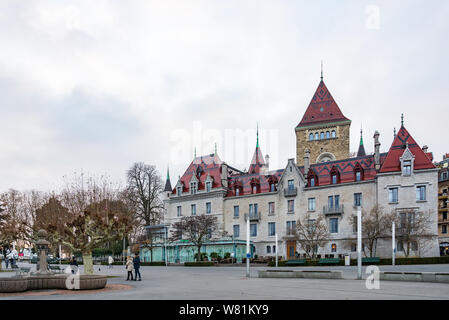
[310,177,315,187]
[177,186,182,196]
[403,160,411,176]
[330,167,340,184]
[190,182,197,195]
[206,181,211,192]
[236,188,240,196]
[252,185,257,194]
[270,184,275,192]
[354,163,364,182]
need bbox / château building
[157,75,440,263]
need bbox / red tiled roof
[173,154,223,194]
[296,80,350,128]
[298,154,387,186]
[248,146,265,174]
[226,169,284,197]
[379,126,435,173]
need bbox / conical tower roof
[164,167,172,192]
[296,80,350,128]
[357,129,366,157]
[248,125,265,174]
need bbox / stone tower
[295,77,351,166]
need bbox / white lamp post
[275,233,278,268]
[246,214,250,278]
[392,221,396,266]
[357,206,362,280]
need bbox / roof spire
[360,126,364,146]
[320,60,323,81]
[401,113,404,127]
[394,127,396,138]
[194,147,197,158]
[163,165,172,192]
[256,123,259,148]
[214,142,217,155]
[357,126,366,157]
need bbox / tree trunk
[82,251,94,275]
[197,246,201,262]
[150,248,153,263]
[0,258,2,271]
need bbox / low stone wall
[258,269,343,280]
[0,275,107,293]
[379,272,449,283]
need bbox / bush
[210,252,220,259]
[224,252,231,259]
[267,256,449,267]
[184,261,215,267]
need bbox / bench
[285,259,306,266]
[15,267,31,276]
[318,258,341,265]
[48,265,65,273]
[362,257,380,264]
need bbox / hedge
[184,262,215,267]
[267,256,449,267]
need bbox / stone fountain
[0,229,107,293]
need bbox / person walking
[69,256,78,274]
[133,252,141,281]
[126,256,134,281]
[10,248,18,268]
[4,248,10,269]
[108,255,114,269]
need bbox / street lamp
[357,206,362,280]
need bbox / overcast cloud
[1,0,448,192]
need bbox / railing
[284,187,297,197]
[323,205,344,215]
[244,212,260,222]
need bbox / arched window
[326,131,330,139]
[270,184,275,192]
[266,246,271,254]
[315,132,319,140]
[320,132,324,139]
[250,178,260,194]
[331,243,337,252]
[235,188,240,196]
[331,130,336,138]
[309,133,314,141]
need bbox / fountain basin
[0,274,107,293]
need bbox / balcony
[439,193,448,200]
[284,187,297,197]
[323,205,344,216]
[244,212,260,222]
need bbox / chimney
[422,145,428,153]
[304,148,310,176]
[221,162,228,189]
[374,131,381,170]
[265,154,270,172]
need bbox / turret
[163,166,172,199]
[221,162,228,189]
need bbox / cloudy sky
[1,0,448,192]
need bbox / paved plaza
[0,262,448,300]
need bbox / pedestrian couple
[1,246,18,269]
[126,253,141,281]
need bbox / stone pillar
[373,131,380,170]
[304,148,310,175]
[221,162,228,189]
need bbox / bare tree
[395,209,434,258]
[0,189,29,248]
[126,163,164,229]
[169,215,221,262]
[58,173,133,274]
[349,205,395,257]
[294,213,329,260]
